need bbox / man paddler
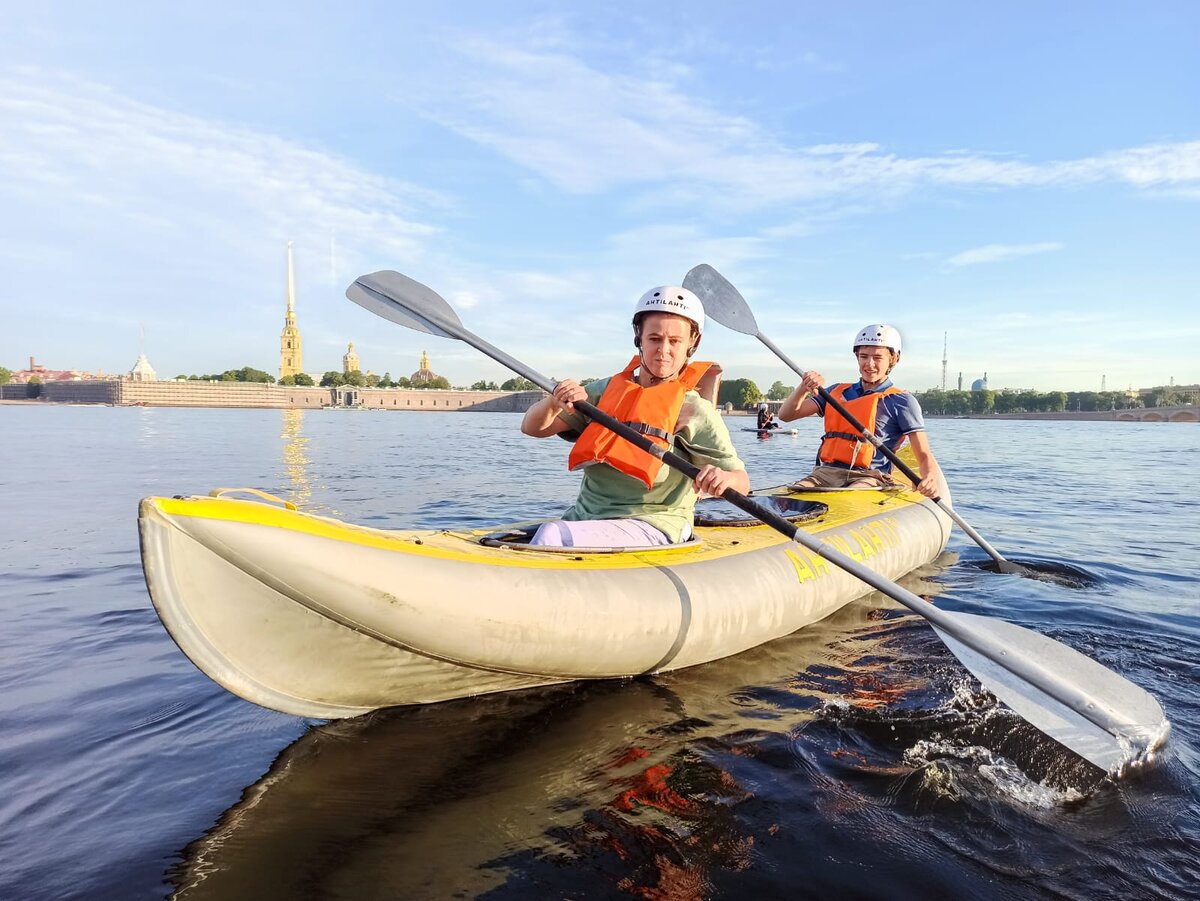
[777,323,942,497]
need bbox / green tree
[718,378,762,408]
[501,377,537,391]
[969,389,995,415]
[344,370,366,387]
[365,373,380,388]
[766,380,792,401]
[394,376,412,389]
[294,373,315,387]
[427,376,451,389]
[26,376,42,398]
[320,371,345,387]
[580,377,597,387]
[278,375,297,386]
[236,366,275,383]
[992,390,1016,414]
[1045,391,1067,412]
[0,366,11,385]
[471,380,500,390]
[915,388,946,415]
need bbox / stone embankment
[0,380,545,412]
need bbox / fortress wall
[20,380,547,412]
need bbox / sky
[1,1,1197,393]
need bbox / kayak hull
[140,484,952,718]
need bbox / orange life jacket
[568,356,713,488]
[818,382,906,469]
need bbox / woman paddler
[520,285,750,547]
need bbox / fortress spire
[280,241,304,380]
[287,241,296,315]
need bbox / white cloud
[946,242,1065,268]
[0,68,447,272]
[405,37,1200,209]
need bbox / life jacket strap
[822,430,864,442]
[622,421,670,441]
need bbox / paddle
[683,264,1033,578]
[346,269,1168,775]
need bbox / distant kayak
[742,427,799,436]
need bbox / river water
[0,406,1197,900]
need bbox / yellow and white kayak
[139,475,952,719]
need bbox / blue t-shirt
[812,379,925,472]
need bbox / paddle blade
[346,271,464,339]
[932,611,1169,774]
[682,264,760,335]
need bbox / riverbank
[928,408,1197,423]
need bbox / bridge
[1113,404,1197,423]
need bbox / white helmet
[853,324,902,353]
[633,286,705,335]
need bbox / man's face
[855,346,895,385]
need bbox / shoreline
[4,398,1195,422]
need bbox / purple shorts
[529,519,674,548]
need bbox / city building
[410,350,441,385]
[7,356,93,383]
[128,353,157,382]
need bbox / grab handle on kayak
[208,488,298,511]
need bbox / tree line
[4,362,1190,411]
[914,387,1189,414]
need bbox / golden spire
[280,241,303,379]
[286,241,295,316]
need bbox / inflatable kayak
[139,473,952,719]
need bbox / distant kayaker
[520,286,750,546]
[756,404,779,431]
[777,324,942,497]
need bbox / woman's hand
[693,464,745,498]
[549,379,587,412]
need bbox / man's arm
[906,430,942,498]
[778,371,825,421]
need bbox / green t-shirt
[556,376,745,542]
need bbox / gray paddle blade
[932,611,1169,774]
[683,264,760,335]
[346,270,463,339]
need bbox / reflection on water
[280,409,312,509]
[169,602,890,899]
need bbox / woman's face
[638,313,695,380]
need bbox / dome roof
[410,350,440,383]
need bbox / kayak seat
[478,529,705,554]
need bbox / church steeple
[280,241,303,379]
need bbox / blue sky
[1,2,1196,392]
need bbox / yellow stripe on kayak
[147,487,926,571]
